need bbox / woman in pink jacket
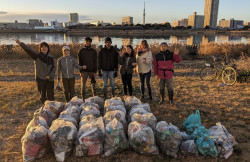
[153,42,182,104]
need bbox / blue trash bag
[183,110,201,130]
[195,133,218,157]
[185,123,202,134]
[191,126,210,140]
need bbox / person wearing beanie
[78,37,98,100]
[58,46,83,102]
[98,37,119,99]
[153,42,182,105]
[14,39,56,104]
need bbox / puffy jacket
[20,42,56,81]
[153,50,182,79]
[78,46,98,73]
[57,56,82,79]
[119,53,136,75]
[98,46,118,71]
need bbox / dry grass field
[0,58,249,162]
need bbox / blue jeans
[103,71,115,90]
[139,70,152,96]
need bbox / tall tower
[143,1,146,25]
[204,0,219,29]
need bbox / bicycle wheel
[200,66,217,81]
[222,67,237,85]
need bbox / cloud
[0,11,8,14]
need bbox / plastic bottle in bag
[128,121,159,155]
[124,96,142,111]
[21,125,49,162]
[48,119,77,162]
[104,118,129,156]
[103,110,127,132]
[155,121,182,157]
[128,107,150,122]
[74,117,105,157]
[131,113,157,131]
[58,116,78,128]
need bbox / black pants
[62,77,75,102]
[121,72,133,96]
[139,70,152,96]
[36,77,54,104]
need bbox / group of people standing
[15,37,182,105]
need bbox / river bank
[0,28,250,37]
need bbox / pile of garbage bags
[22,96,237,161]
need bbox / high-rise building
[28,19,44,28]
[172,19,188,27]
[204,0,219,28]
[122,16,133,25]
[69,13,79,23]
[143,1,145,25]
[219,18,244,29]
[188,12,204,29]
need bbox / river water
[0,33,249,47]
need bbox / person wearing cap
[14,39,56,104]
[78,37,98,100]
[153,42,182,105]
[57,46,83,102]
[98,37,119,99]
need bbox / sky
[0,0,250,24]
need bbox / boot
[91,84,96,96]
[103,88,107,100]
[159,90,164,104]
[112,88,115,97]
[81,90,86,101]
[168,90,174,105]
[149,91,153,101]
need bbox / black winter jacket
[98,46,118,71]
[78,46,98,73]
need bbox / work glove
[114,71,118,78]
[98,71,103,77]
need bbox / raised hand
[174,48,179,55]
[14,39,21,45]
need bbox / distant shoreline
[0,29,249,37]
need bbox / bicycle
[200,56,237,85]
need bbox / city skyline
[0,0,250,24]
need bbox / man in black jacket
[78,37,98,100]
[98,37,118,99]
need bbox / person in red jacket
[153,42,182,104]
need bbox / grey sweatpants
[159,78,174,92]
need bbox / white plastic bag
[104,118,129,156]
[155,121,182,157]
[209,122,237,159]
[60,105,80,122]
[26,116,49,131]
[128,121,159,155]
[69,96,84,106]
[79,114,97,128]
[104,105,126,115]
[80,105,100,119]
[48,119,77,162]
[21,125,49,162]
[74,117,105,157]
